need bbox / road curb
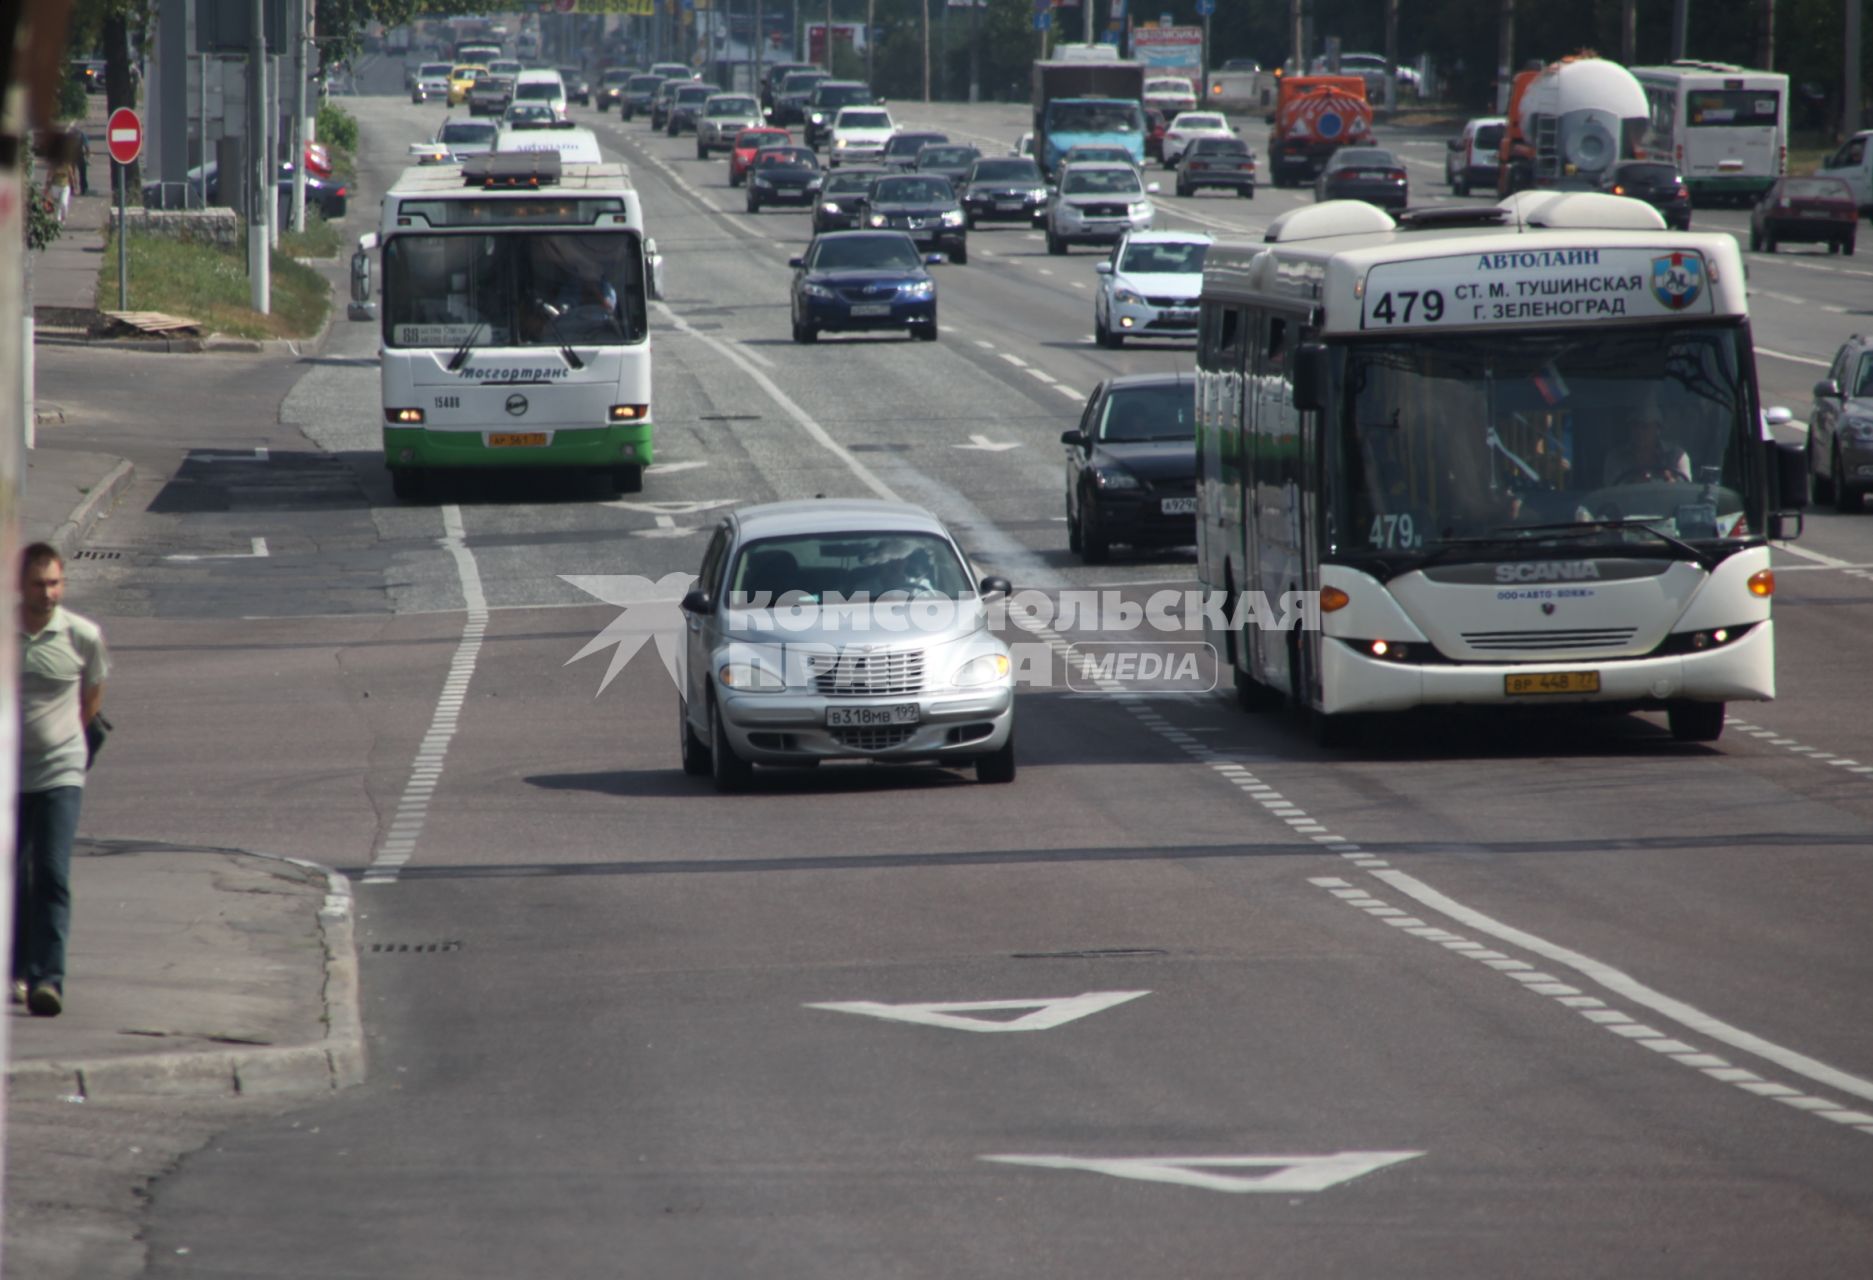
[48,458,134,561]
[4,852,365,1101]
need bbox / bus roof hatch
[462,150,563,189]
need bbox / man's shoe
[27,984,62,1017]
[9,980,25,1006]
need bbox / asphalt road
[40,61,1873,1278]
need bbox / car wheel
[1835,446,1861,513]
[1046,228,1066,255]
[1078,494,1110,564]
[963,210,976,230]
[1845,236,1858,257]
[1749,227,1761,252]
[390,469,427,503]
[974,731,1016,784]
[611,464,643,494]
[1666,700,1725,743]
[710,698,754,792]
[679,698,710,776]
[792,318,817,344]
[1239,185,1254,199]
[1453,176,1468,197]
[951,240,967,265]
[913,322,939,342]
[747,197,760,213]
[696,140,707,160]
[730,169,742,187]
[1066,493,1082,553]
[1176,179,1191,198]
[1764,235,1777,254]
[1810,435,1836,503]
[1829,240,1841,255]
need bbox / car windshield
[1050,102,1143,133]
[809,236,923,271]
[886,134,943,155]
[729,532,972,605]
[824,172,879,194]
[783,73,826,92]
[1855,354,1873,398]
[676,86,714,103]
[1334,149,1396,168]
[1177,116,1225,131]
[1475,124,1504,147]
[1616,163,1678,183]
[1190,138,1250,155]
[971,159,1040,182]
[1064,168,1143,195]
[440,122,498,144]
[840,111,889,129]
[1120,241,1208,274]
[919,147,977,167]
[1146,79,1190,93]
[515,82,559,101]
[817,86,872,107]
[421,63,452,76]
[626,75,662,91]
[1099,383,1197,442]
[708,97,757,115]
[1069,147,1131,163]
[382,231,648,348]
[760,148,818,167]
[1781,177,1852,200]
[873,177,953,202]
[740,131,788,147]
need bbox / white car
[829,106,895,168]
[1045,161,1159,254]
[1143,76,1198,118]
[411,61,453,104]
[1160,112,1234,167]
[1093,231,1211,348]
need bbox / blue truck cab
[1033,56,1148,177]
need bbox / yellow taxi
[447,65,488,107]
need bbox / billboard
[1129,25,1202,81]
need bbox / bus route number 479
[1368,289,1445,325]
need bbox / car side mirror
[1093,262,1112,274]
[926,253,945,265]
[978,575,1011,598]
[1763,405,1793,428]
[1293,344,1330,412]
[1447,138,1462,151]
[1812,379,1841,400]
[1772,439,1809,512]
[1145,181,1161,194]
[788,255,805,268]
[680,589,714,614]
[1060,429,1087,448]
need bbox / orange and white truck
[1495,55,1651,196]
[1265,75,1374,187]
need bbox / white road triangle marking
[978,1151,1424,1193]
[805,990,1149,1032]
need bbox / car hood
[754,166,821,183]
[721,601,989,648]
[1111,271,1201,299]
[966,180,1043,194]
[803,267,930,288]
[869,201,958,217]
[1061,189,1145,207]
[1093,440,1197,480]
[835,128,893,143]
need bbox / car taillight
[334,186,347,197]
[1389,169,1405,181]
[1611,184,1626,195]
[1675,184,1688,198]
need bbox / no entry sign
[106,107,142,165]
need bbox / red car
[1144,108,1167,162]
[730,126,792,187]
[1750,176,1858,255]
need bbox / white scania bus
[351,151,662,500]
[1632,61,1787,204]
[1195,195,1809,745]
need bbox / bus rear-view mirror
[347,248,376,321]
[1292,344,1329,412]
[1772,439,1808,513]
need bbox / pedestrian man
[72,125,91,196]
[15,543,109,1017]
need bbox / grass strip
[96,227,330,340]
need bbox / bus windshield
[1048,102,1143,133]
[1686,89,1779,127]
[1332,326,1757,557]
[383,231,648,348]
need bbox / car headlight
[1059,205,1083,222]
[718,658,785,692]
[952,652,1011,687]
[1129,201,1152,218]
[753,176,773,188]
[1844,418,1873,442]
[900,279,934,296]
[1094,466,1140,490]
[941,209,964,226]
[803,282,834,299]
[1029,187,1048,201]
[810,112,824,124]
[1113,287,1145,306]
[868,213,888,227]
[834,137,849,149]
[821,200,842,213]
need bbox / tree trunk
[104,12,138,193]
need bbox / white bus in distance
[1195,195,1809,746]
[349,151,664,501]
[494,124,604,165]
[1631,61,1787,205]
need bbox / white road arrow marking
[805,990,1149,1032]
[979,1151,1424,1193]
[957,433,1021,452]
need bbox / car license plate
[826,703,920,727]
[997,200,1022,211]
[1167,310,1197,323]
[849,303,892,316]
[1504,671,1601,696]
[1160,496,1197,515]
[489,432,548,447]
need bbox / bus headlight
[387,408,425,424]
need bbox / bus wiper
[446,321,484,372]
[540,304,585,371]
[1492,519,1715,570]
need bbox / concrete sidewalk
[31,94,112,314]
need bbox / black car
[789,231,939,343]
[860,173,968,263]
[804,80,876,148]
[467,74,515,117]
[1060,373,1198,563]
[666,82,720,136]
[596,67,635,111]
[558,67,591,106]
[1809,334,1873,511]
[1600,160,1691,230]
[774,69,831,125]
[1176,136,1256,198]
[195,161,347,222]
[746,146,824,213]
[649,78,685,130]
[958,156,1048,228]
[761,60,818,111]
[1314,146,1408,210]
[881,131,948,170]
[914,144,981,188]
[620,73,666,120]
[814,167,888,232]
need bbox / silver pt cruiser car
[679,500,1017,789]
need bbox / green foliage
[26,176,63,252]
[317,100,361,155]
[96,227,332,340]
[57,73,90,122]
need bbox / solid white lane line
[1757,347,1831,368]
[363,504,489,885]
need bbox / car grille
[1460,627,1638,652]
[836,285,906,302]
[812,649,925,696]
[1145,295,1195,307]
[831,725,918,751]
[1080,203,1130,218]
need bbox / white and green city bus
[351,152,662,500]
[1632,61,1787,204]
[1195,195,1809,745]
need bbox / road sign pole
[117,163,128,310]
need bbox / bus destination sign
[1360,247,1716,330]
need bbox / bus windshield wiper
[446,321,485,372]
[540,305,585,371]
[1490,519,1715,570]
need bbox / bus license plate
[849,303,892,317]
[489,432,548,447]
[826,703,920,727]
[1160,497,1197,514]
[1505,671,1601,696]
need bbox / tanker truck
[1496,55,1650,196]
[1265,75,1374,187]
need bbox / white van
[495,125,603,165]
[513,68,569,120]
[1818,130,1873,216]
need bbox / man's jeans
[14,786,82,989]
